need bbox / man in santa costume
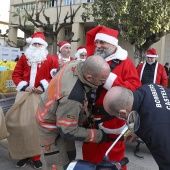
[137,48,167,87]
[82,26,141,170]
[11,32,59,169]
[75,46,87,61]
[55,41,74,67]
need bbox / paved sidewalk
[0,139,158,170]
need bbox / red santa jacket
[137,61,168,87]
[12,54,59,91]
[83,46,141,166]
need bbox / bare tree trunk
[53,36,57,55]
[132,45,146,67]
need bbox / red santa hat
[86,26,119,57]
[26,32,48,47]
[75,46,87,59]
[58,41,71,52]
[146,48,158,58]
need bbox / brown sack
[0,107,9,140]
[5,92,42,159]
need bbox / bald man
[103,84,170,170]
[36,55,110,170]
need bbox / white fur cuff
[40,79,49,90]
[103,72,117,90]
[50,68,58,77]
[16,81,28,91]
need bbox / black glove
[99,130,110,143]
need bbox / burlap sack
[0,107,9,140]
[5,92,42,159]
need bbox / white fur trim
[16,81,28,91]
[58,53,71,62]
[75,48,87,59]
[29,63,37,87]
[95,118,126,134]
[103,72,117,90]
[140,61,158,83]
[105,46,127,62]
[146,54,158,58]
[50,68,58,77]
[140,62,146,81]
[40,79,49,90]
[95,33,118,46]
[31,38,48,47]
[77,48,87,54]
[60,43,71,51]
[153,62,158,83]
[26,37,32,44]
[77,59,85,61]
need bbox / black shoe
[33,160,43,169]
[16,158,30,167]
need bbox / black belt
[92,106,108,115]
[108,136,124,142]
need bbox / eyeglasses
[80,54,87,57]
[33,43,43,46]
[94,40,108,46]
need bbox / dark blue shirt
[132,83,170,170]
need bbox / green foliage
[82,0,170,60]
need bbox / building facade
[8,0,170,65]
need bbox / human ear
[86,75,92,82]
[119,110,128,119]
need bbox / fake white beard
[94,47,114,59]
[25,45,48,65]
[77,58,86,62]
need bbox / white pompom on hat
[146,48,158,58]
[26,32,48,47]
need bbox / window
[26,3,36,11]
[20,5,25,11]
[27,4,32,10]
[83,0,94,3]
[63,0,76,6]
[64,29,69,37]
[64,28,72,39]
[43,0,57,8]
[44,1,52,8]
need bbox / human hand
[125,132,138,142]
[25,86,35,93]
[34,86,43,94]
[59,58,65,67]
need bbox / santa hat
[26,32,48,47]
[58,41,71,52]
[146,48,158,58]
[86,26,119,57]
[75,46,87,57]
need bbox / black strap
[95,115,116,126]
[108,136,124,142]
[92,106,109,115]
[110,59,121,71]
